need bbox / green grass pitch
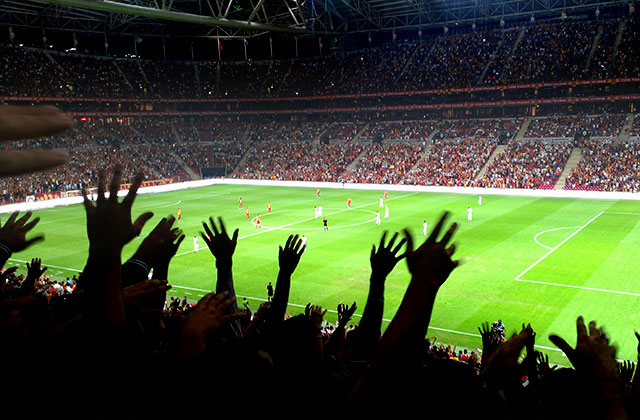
[4,184,640,366]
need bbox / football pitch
[5,183,640,365]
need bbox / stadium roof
[0,0,633,40]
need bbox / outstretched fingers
[123,172,144,207]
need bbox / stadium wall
[1,178,639,214]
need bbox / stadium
[1,0,639,416]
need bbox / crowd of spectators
[613,16,640,77]
[2,15,637,101]
[564,138,640,192]
[402,29,502,90]
[344,143,424,184]
[497,21,594,85]
[406,138,496,186]
[358,120,436,141]
[236,141,363,182]
[476,140,573,189]
[437,117,522,141]
[525,114,625,139]
[589,20,619,79]
[4,114,640,202]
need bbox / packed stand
[588,20,619,79]
[613,16,640,77]
[482,28,522,85]
[53,53,133,98]
[236,141,361,182]
[494,21,595,85]
[476,139,572,189]
[323,122,365,142]
[402,29,502,90]
[437,118,522,141]
[344,143,424,184]
[406,138,496,186]
[564,138,640,192]
[358,120,436,142]
[0,44,71,97]
[525,114,625,139]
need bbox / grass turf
[4,183,640,366]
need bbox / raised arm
[356,231,406,355]
[0,211,45,269]
[347,212,460,407]
[266,234,305,327]
[549,317,628,420]
[201,216,242,338]
[81,166,153,339]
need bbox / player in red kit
[267,201,271,213]
[316,188,320,198]
[384,191,388,200]
[256,214,262,228]
[245,207,250,220]
[239,197,243,209]
[177,207,182,220]
[347,197,352,209]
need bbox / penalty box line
[514,211,604,282]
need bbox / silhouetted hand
[82,166,153,252]
[537,351,557,376]
[305,303,327,329]
[180,292,246,358]
[549,317,619,381]
[201,217,238,266]
[123,279,171,313]
[404,211,459,290]
[26,258,46,279]
[132,216,179,263]
[0,105,73,177]
[619,360,635,386]
[0,211,44,252]
[338,301,357,328]
[0,105,73,141]
[278,234,305,275]
[20,257,47,297]
[370,231,407,280]
[482,324,534,386]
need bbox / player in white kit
[193,235,199,252]
[379,197,384,208]
[467,207,473,221]
[423,220,428,236]
[301,235,307,248]
[375,211,381,225]
[318,205,323,217]
[384,205,389,219]
[478,195,483,206]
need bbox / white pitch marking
[605,212,640,216]
[533,226,580,250]
[0,263,567,355]
[515,278,640,296]
[174,192,418,257]
[8,258,82,272]
[514,211,604,281]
